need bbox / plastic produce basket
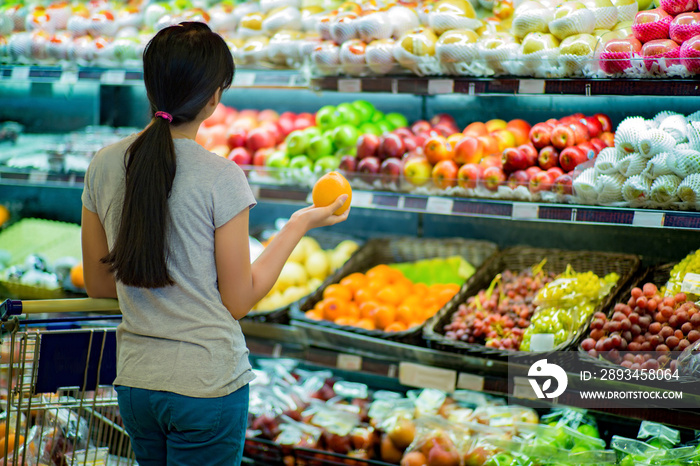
[291,237,498,345]
[245,230,363,325]
[423,247,640,361]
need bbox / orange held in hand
[312,171,352,215]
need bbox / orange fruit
[385,268,405,284]
[0,205,9,227]
[311,171,352,215]
[321,297,347,321]
[373,304,396,330]
[0,433,23,455]
[346,302,361,320]
[335,316,359,327]
[354,288,375,304]
[340,273,367,293]
[412,283,429,297]
[376,286,402,306]
[408,321,424,328]
[397,303,419,325]
[384,322,407,332]
[323,284,353,301]
[305,310,324,321]
[70,263,85,289]
[366,264,392,281]
[356,318,376,330]
[359,301,380,319]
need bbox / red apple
[453,136,485,165]
[507,170,530,189]
[479,154,503,170]
[483,166,506,191]
[662,0,698,20]
[260,121,282,145]
[402,136,419,152]
[529,170,553,193]
[357,156,381,181]
[633,8,673,43]
[226,127,247,149]
[530,123,553,149]
[458,163,482,189]
[411,120,432,135]
[432,159,459,189]
[670,13,700,43]
[294,112,315,130]
[526,166,543,179]
[253,147,274,166]
[553,173,574,195]
[433,123,457,137]
[537,146,560,170]
[258,109,279,123]
[583,116,603,138]
[577,141,598,159]
[568,121,589,144]
[380,157,403,183]
[600,131,615,147]
[430,113,457,129]
[339,155,358,172]
[559,146,588,172]
[642,39,681,70]
[393,127,413,139]
[379,133,406,160]
[590,138,607,153]
[227,147,252,165]
[551,125,576,149]
[463,121,489,137]
[547,167,564,179]
[501,147,529,172]
[680,35,700,73]
[246,127,276,152]
[594,114,613,133]
[518,143,539,167]
[545,118,559,127]
[356,133,381,159]
[599,38,643,74]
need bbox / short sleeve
[82,155,98,213]
[212,162,257,228]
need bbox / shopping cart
[0,298,135,466]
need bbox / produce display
[246,359,621,466]
[1,0,698,78]
[611,420,700,465]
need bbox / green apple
[336,146,357,157]
[351,100,375,122]
[336,103,362,127]
[559,33,597,55]
[385,112,409,129]
[576,424,599,438]
[307,135,334,161]
[285,130,309,156]
[376,120,394,135]
[304,126,322,140]
[333,124,360,149]
[266,151,289,168]
[521,32,560,54]
[359,122,381,136]
[314,155,340,172]
[371,110,385,123]
[315,105,340,130]
[289,155,313,170]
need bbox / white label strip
[399,362,457,392]
[518,79,546,94]
[633,211,665,228]
[512,376,540,400]
[101,70,126,85]
[59,70,78,84]
[271,343,282,358]
[428,79,454,95]
[350,191,373,208]
[233,72,256,87]
[457,373,484,392]
[530,333,555,352]
[11,67,30,81]
[512,202,539,220]
[681,273,700,295]
[28,171,48,184]
[337,78,362,93]
[337,354,362,371]
[426,196,454,215]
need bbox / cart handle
[0,298,120,320]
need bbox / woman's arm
[81,207,118,298]
[215,196,349,320]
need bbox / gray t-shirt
[82,134,256,398]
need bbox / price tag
[271,343,282,358]
[512,376,540,400]
[399,362,457,392]
[518,79,546,94]
[530,333,555,352]
[338,78,362,93]
[457,373,484,392]
[100,70,126,85]
[428,79,454,95]
[337,354,362,371]
[681,273,700,295]
[11,66,30,81]
[512,202,539,220]
[28,171,48,184]
[233,72,255,87]
[350,191,373,208]
[387,364,397,378]
[426,196,453,215]
[59,70,78,84]
[633,211,665,228]
[396,196,405,210]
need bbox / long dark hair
[102,22,234,288]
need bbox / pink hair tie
[155,111,173,123]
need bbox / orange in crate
[311,171,352,215]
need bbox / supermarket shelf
[311,76,700,96]
[0,65,308,89]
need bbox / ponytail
[101,22,234,288]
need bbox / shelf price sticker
[337,354,363,371]
[28,171,48,184]
[512,202,539,220]
[681,273,700,295]
[351,191,373,208]
[426,196,453,215]
[428,79,454,95]
[338,78,362,93]
[11,67,30,81]
[457,373,484,392]
[59,70,78,84]
[512,376,541,400]
[632,211,665,228]
[399,362,457,392]
[100,70,126,85]
[233,72,256,87]
[518,79,546,94]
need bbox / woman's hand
[290,195,350,232]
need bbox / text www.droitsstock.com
[580,391,684,400]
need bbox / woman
[81,22,348,465]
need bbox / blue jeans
[115,384,249,466]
